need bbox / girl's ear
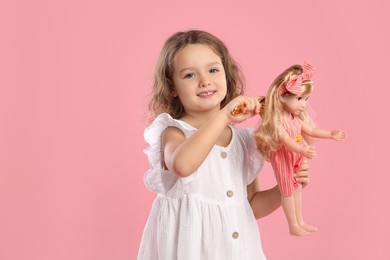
[279,95,285,103]
[172,88,178,97]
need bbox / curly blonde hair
[255,64,315,161]
[148,30,245,122]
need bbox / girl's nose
[199,75,211,88]
[199,76,211,87]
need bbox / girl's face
[281,93,310,116]
[172,44,227,116]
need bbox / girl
[255,61,347,236]
[138,30,309,259]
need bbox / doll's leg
[293,184,318,232]
[271,153,309,235]
[292,156,317,232]
[281,195,310,236]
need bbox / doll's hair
[255,64,315,161]
[148,30,244,121]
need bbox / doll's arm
[279,126,316,159]
[301,121,347,141]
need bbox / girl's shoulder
[231,126,264,184]
[230,126,257,148]
[143,113,197,194]
[231,126,254,139]
[144,113,196,143]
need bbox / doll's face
[281,93,310,116]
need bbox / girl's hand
[300,145,316,159]
[331,130,347,141]
[222,95,261,123]
[294,162,309,188]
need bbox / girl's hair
[255,64,315,160]
[148,30,245,121]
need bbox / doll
[253,61,347,236]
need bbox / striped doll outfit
[270,116,305,196]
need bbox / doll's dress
[138,113,267,260]
[270,115,305,196]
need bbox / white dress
[138,113,266,260]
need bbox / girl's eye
[210,68,219,73]
[184,73,195,79]
[297,97,302,101]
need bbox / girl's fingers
[255,97,262,113]
[244,96,260,113]
[229,96,263,118]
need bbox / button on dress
[138,113,266,260]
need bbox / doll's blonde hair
[255,64,315,161]
[148,30,244,121]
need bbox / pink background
[1,0,389,259]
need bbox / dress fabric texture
[138,113,266,260]
[270,116,305,196]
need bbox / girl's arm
[247,179,281,219]
[163,96,261,178]
[279,126,316,159]
[301,121,347,140]
[162,111,229,177]
[248,162,310,219]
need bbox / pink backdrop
[1,0,389,259]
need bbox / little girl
[255,61,347,236]
[138,30,309,259]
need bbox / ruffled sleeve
[143,113,196,194]
[243,128,264,184]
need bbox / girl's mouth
[197,91,216,97]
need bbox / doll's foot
[299,222,318,232]
[289,224,311,236]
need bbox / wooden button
[221,151,227,158]
[232,232,239,239]
[226,190,234,197]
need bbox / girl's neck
[179,108,222,129]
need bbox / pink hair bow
[279,60,315,95]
